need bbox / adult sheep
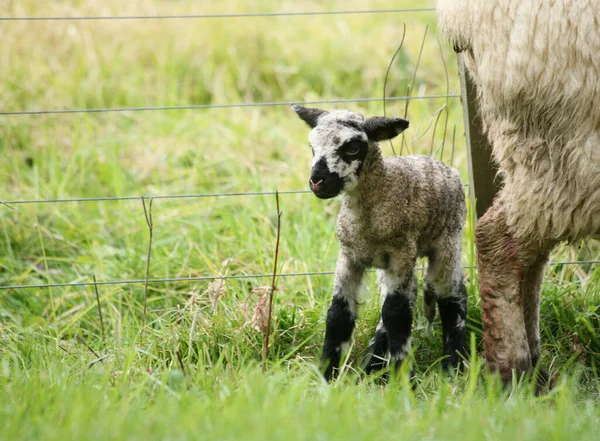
[437,0,600,389]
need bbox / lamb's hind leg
[425,240,468,371]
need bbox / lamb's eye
[343,140,363,156]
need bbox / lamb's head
[292,105,409,199]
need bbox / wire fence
[2,260,599,292]
[0,95,460,116]
[1,5,597,296]
[0,7,436,21]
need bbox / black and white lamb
[292,105,468,380]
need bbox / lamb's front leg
[380,269,417,373]
[321,252,365,381]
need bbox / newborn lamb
[292,105,468,380]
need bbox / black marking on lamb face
[309,157,344,199]
[336,137,369,175]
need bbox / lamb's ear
[363,116,409,141]
[291,105,327,129]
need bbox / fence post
[458,53,501,219]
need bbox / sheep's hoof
[493,365,558,395]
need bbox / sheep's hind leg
[321,252,365,381]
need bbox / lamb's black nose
[310,179,324,191]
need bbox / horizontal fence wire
[0,95,460,116]
[1,190,310,206]
[1,261,599,291]
[0,184,470,206]
[0,8,436,21]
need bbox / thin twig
[75,333,101,359]
[188,305,202,362]
[263,191,282,373]
[176,350,186,375]
[141,196,154,329]
[0,201,16,210]
[92,274,105,342]
[429,105,445,155]
[408,104,447,146]
[404,24,429,120]
[451,124,457,168]
[401,25,428,156]
[400,85,411,156]
[437,36,451,162]
[171,324,186,375]
[383,23,406,156]
[88,354,109,368]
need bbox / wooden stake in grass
[141,196,154,329]
[92,274,105,342]
[262,191,282,373]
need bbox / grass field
[1,1,600,439]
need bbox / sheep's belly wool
[438,0,600,242]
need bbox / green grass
[1,0,600,439]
